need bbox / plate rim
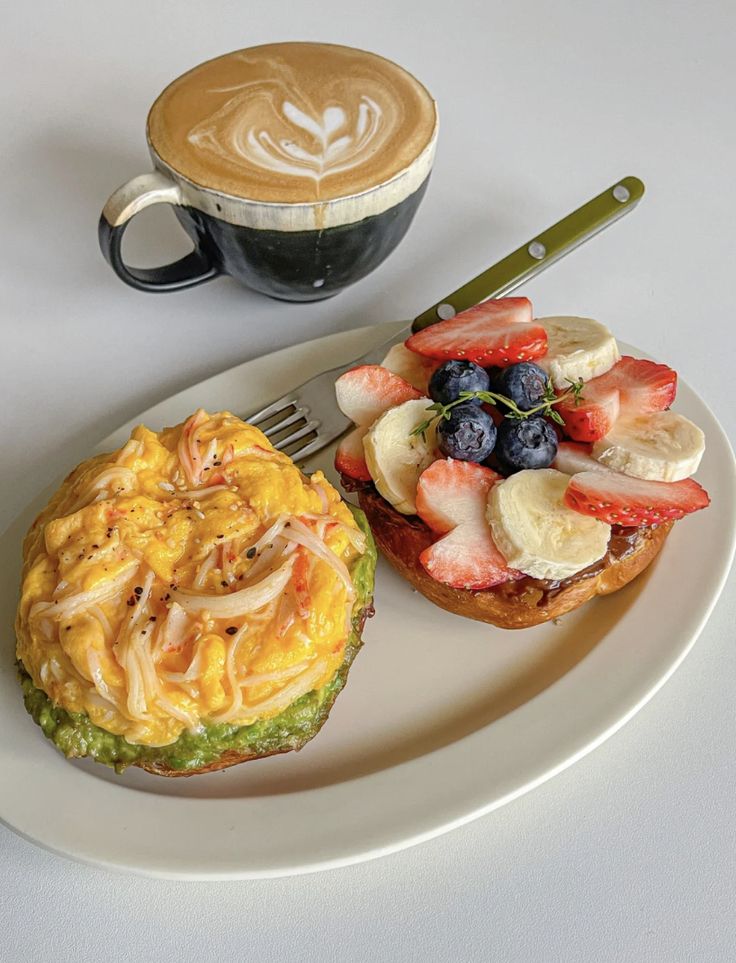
[1,323,734,879]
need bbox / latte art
[148,43,437,203]
[189,91,390,188]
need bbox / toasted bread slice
[19,511,376,777]
[358,488,671,630]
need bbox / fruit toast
[333,299,709,628]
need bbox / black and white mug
[98,42,438,301]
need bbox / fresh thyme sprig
[411,377,585,439]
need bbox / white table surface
[2,1,735,959]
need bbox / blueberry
[429,360,490,406]
[438,403,497,462]
[494,362,549,412]
[496,416,558,473]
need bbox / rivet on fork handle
[411,176,645,332]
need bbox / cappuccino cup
[99,42,438,300]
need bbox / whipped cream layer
[147,42,438,204]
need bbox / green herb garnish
[411,377,585,439]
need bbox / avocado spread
[18,507,376,774]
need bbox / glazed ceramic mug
[98,42,438,301]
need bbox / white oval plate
[1,323,734,879]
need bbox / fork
[246,176,645,462]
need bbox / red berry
[405,298,547,368]
[335,365,423,426]
[556,383,620,442]
[605,356,677,414]
[564,470,710,526]
[416,459,514,589]
[334,427,371,481]
[556,356,677,443]
[553,442,600,474]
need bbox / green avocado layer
[19,507,376,774]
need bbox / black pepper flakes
[246,547,257,559]
[213,460,222,467]
[216,534,224,539]
[92,544,99,549]
[134,586,143,595]
[225,626,238,635]
[149,616,157,622]
[221,580,228,588]
[126,596,137,606]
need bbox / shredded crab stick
[172,557,297,617]
[16,410,367,748]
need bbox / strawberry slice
[335,365,423,426]
[605,356,677,415]
[335,427,371,481]
[405,298,547,368]
[556,356,677,442]
[564,470,710,526]
[556,382,620,442]
[415,459,514,589]
[553,442,606,475]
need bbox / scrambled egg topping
[16,410,365,747]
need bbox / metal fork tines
[248,396,321,461]
[245,325,410,463]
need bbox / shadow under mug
[98,134,436,301]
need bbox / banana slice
[363,399,438,514]
[536,316,620,388]
[592,410,705,482]
[487,469,611,580]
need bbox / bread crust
[358,488,672,630]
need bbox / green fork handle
[411,176,645,332]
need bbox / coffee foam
[147,43,437,204]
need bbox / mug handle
[98,171,220,292]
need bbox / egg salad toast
[16,411,375,774]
